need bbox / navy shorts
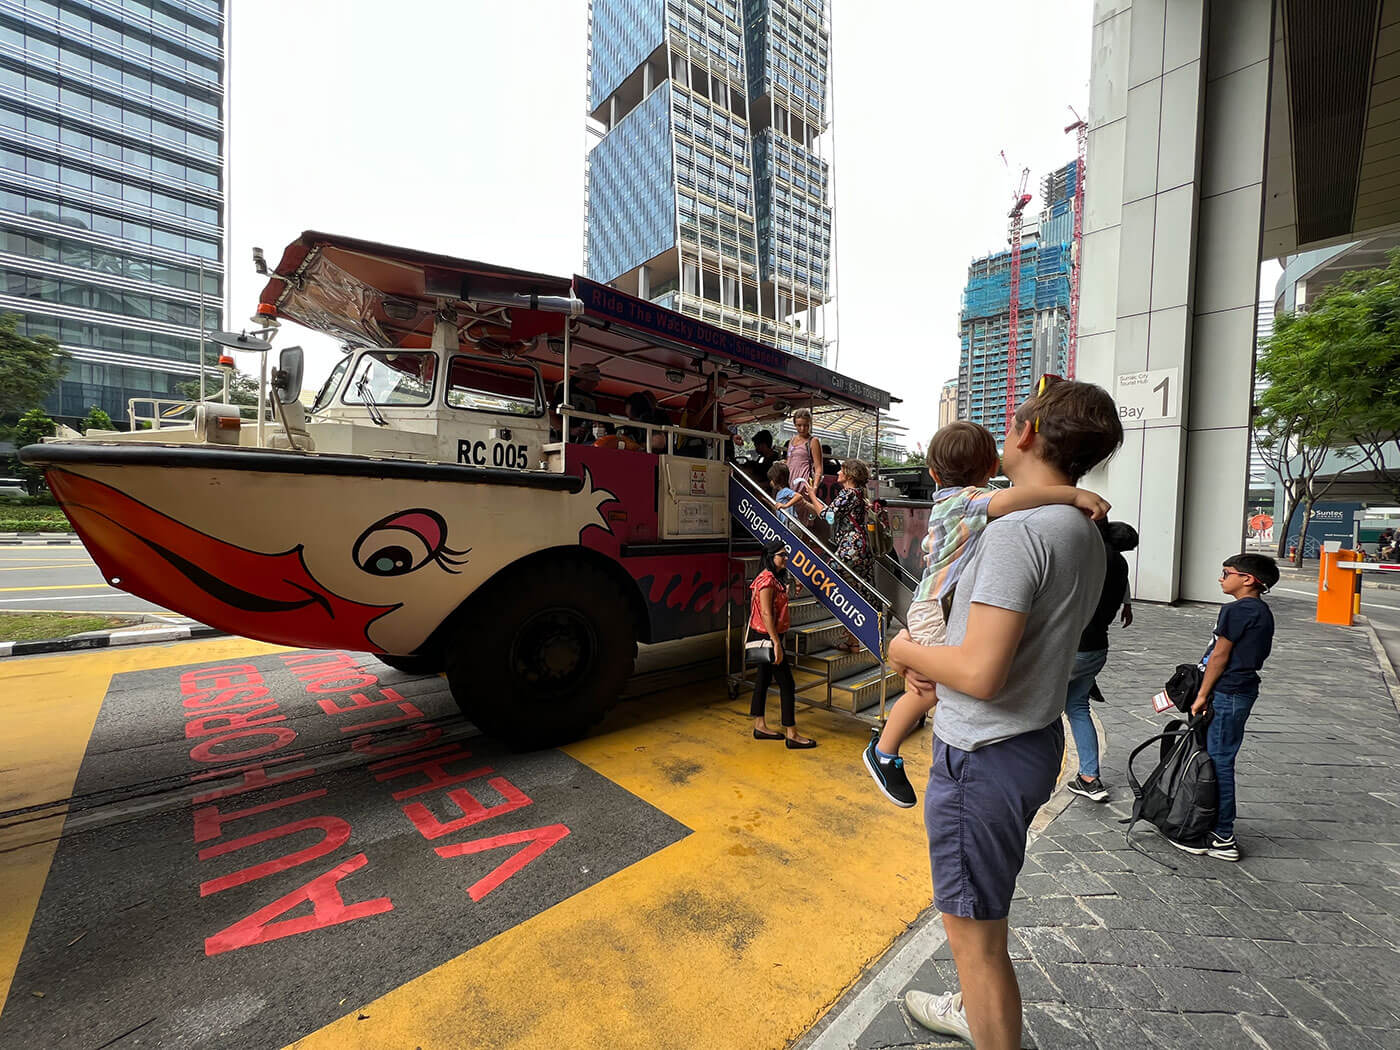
[925,720,1064,920]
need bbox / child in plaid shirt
[862,421,1109,807]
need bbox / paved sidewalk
[805,594,1400,1050]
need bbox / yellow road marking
[0,568,90,576]
[0,637,288,1015]
[290,688,935,1050]
[0,584,116,593]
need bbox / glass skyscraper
[957,160,1076,444]
[585,0,833,364]
[0,0,224,424]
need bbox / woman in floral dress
[807,457,873,652]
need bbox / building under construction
[957,160,1077,443]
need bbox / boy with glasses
[1172,553,1279,862]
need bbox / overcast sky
[229,0,1097,442]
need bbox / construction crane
[1002,157,1033,436]
[1065,109,1088,379]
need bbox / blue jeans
[1207,690,1256,839]
[1063,649,1108,778]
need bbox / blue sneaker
[863,730,916,808]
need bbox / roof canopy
[259,231,893,422]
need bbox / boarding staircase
[726,467,927,720]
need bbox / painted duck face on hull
[46,467,614,653]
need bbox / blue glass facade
[957,160,1076,443]
[0,0,224,424]
[587,0,833,364]
[590,0,665,109]
[587,82,676,283]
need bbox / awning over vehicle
[258,231,892,422]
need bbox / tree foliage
[12,408,54,496]
[81,406,115,433]
[177,373,261,407]
[1255,249,1400,562]
[0,313,68,423]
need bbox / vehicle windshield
[310,357,349,414]
[343,351,437,407]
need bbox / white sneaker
[904,989,972,1043]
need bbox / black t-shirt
[1078,545,1129,653]
[1199,597,1275,697]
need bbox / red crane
[1065,110,1088,379]
[1003,162,1032,436]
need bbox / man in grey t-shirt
[889,379,1123,1050]
[934,505,1105,751]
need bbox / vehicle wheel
[445,559,638,750]
[376,653,442,676]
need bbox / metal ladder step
[800,646,878,679]
[791,617,846,652]
[830,667,905,714]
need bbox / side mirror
[271,346,304,405]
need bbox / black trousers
[749,635,796,727]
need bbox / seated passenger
[550,363,601,443]
[621,391,669,452]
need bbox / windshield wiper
[356,373,390,427]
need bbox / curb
[0,532,79,545]
[0,623,227,658]
[1357,616,1400,715]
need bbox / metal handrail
[126,397,265,431]
[559,408,730,459]
[728,463,891,613]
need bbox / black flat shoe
[753,729,784,740]
[785,737,817,749]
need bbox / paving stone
[1011,896,1099,930]
[1021,1002,1096,1050]
[1078,1006,1151,1050]
[1238,1013,1329,1049]
[1062,926,1142,967]
[1254,977,1351,1022]
[1223,906,1330,942]
[1013,960,1065,1005]
[1040,963,1124,1010]
[1137,1011,1201,1049]
[1142,965,1280,1015]
[1315,983,1400,1029]
[1207,937,1334,980]
[1078,963,1171,1011]
[854,1000,919,1049]
[1019,926,1088,964]
[1296,910,1390,947]
[1093,871,1162,901]
[1304,1021,1387,1050]
[1184,1013,1270,1050]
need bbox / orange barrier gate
[1316,543,1363,626]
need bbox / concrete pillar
[638,263,650,300]
[643,60,653,96]
[1078,0,1275,603]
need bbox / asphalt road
[1271,578,1400,676]
[0,544,182,619]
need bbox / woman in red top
[749,537,817,748]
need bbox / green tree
[0,313,68,423]
[1254,252,1400,562]
[12,408,55,496]
[177,372,260,407]
[81,406,115,433]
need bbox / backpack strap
[1120,725,1194,870]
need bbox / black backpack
[1123,716,1218,863]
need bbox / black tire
[376,653,442,676]
[445,558,638,750]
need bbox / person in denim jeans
[1172,553,1279,862]
[1063,522,1137,802]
